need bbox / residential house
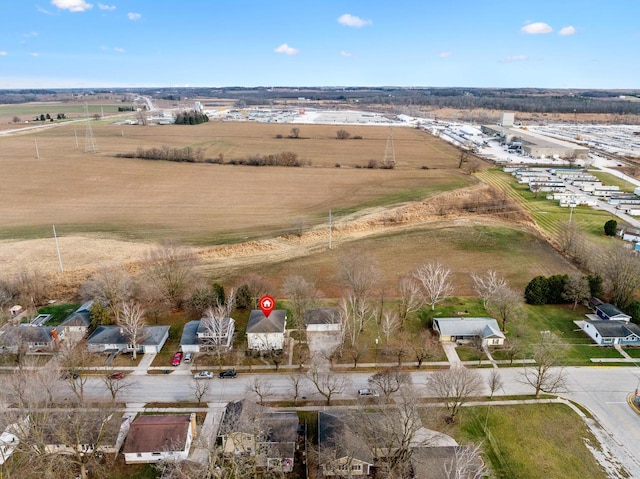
[38,412,129,457]
[304,308,341,332]
[122,414,195,464]
[246,310,286,351]
[318,411,458,477]
[432,318,505,346]
[595,303,631,322]
[180,316,235,353]
[59,300,95,341]
[218,401,298,473]
[0,324,59,353]
[581,320,640,346]
[86,325,169,354]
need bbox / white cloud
[0,51,7,56]
[505,54,528,62]
[51,0,93,12]
[439,51,453,58]
[340,50,352,57]
[114,47,125,53]
[559,25,576,36]
[37,6,55,15]
[127,12,141,20]
[338,13,372,28]
[29,52,40,57]
[98,3,115,10]
[521,22,553,34]
[274,43,299,55]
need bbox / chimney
[190,413,197,439]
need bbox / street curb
[627,393,640,415]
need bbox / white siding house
[122,415,194,464]
[432,317,505,346]
[246,310,286,351]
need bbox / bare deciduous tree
[145,242,199,309]
[192,377,210,405]
[287,373,305,405]
[562,274,591,310]
[520,332,567,398]
[57,342,91,402]
[12,268,49,309]
[339,292,377,348]
[488,284,522,332]
[427,366,483,422]
[80,266,135,322]
[414,262,454,311]
[119,301,147,360]
[246,376,273,406]
[597,242,640,309]
[367,368,412,402]
[487,369,503,400]
[290,127,300,138]
[307,365,348,405]
[470,270,506,310]
[282,275,321,331]
[380,310,401,343]
[397,275,425,326]
[413,331,437,368]
[443,443,485,479]
[336,129,350,139]
[102,371,132,401]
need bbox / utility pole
[328,210,332,250]
[34,139,39,159]
[53,225,64,272]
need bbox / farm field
[0,118,584,299]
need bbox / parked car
[172,352,183,366]
[193,371,214,379]
[184,352,192,363]
[219,369,237,379]
[108,371,125,380]
[358,388,379,397]
[60,371,79,380]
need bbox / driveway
[306,330,342,365]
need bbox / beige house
[432,317,505,347]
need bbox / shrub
[524,276,550,305]
[335,163,341,168]
[604,219,618,236]
[367,159,378,169]
[275,134,283,139]
[336,129,350,140]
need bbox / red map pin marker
[259,295,275,317]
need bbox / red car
[172,352,183,366]
[108,371,125,380]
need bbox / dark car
[219,370,237,379]
[108,371,125,380]
[60,371,79,380]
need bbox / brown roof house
[246,310,287,351]
[122,414,195,464]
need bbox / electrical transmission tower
[382,126,396,168]
[84,104,98,153]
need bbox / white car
[193,371,214,379]
[358,388,379,397]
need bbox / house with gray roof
[595,303,631,322]
[0,324,59,353]
[246,310,287,351]
[86,325,169,354]
[59,300,95,340]
[432,317,505,347]
[581,320,640,346]
[180,317,235,353]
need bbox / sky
[0,0,639,89]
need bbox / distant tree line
[174,110,209,125]
[116,147,302,167]
[524,274,602,306]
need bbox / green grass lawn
[454,404,609,479]
[37,303,79,325]
[623,347,640,358]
